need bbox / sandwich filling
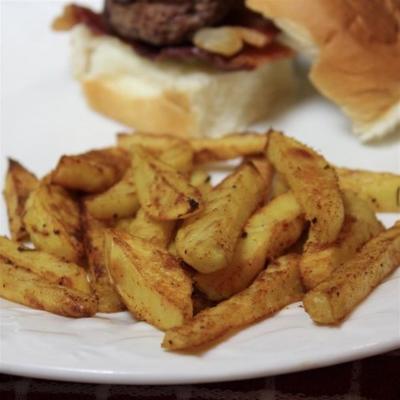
[53,1,293,71]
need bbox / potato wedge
[191,133,268,164]
[0,236,90,294]
[105,230,193,330]
[270,172,289,199]
[133,146,202,220]
[195,191,305,300]
[119,208,175,248]
[163,254,303,350]
[3,159,39,241]
[300,191,384,290]
[82,212,125,313]
[24,184,84,263]
[190,169,212,196]
[303,223,400,324]
[84,167,140,221]
[267,131,344,245]
[176,160,268,273]
[337,168,400,213]
[0,260,96,317]
[117,133,193,173]
[52,147,129,193]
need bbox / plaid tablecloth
[1,351,399,400]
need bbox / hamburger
[247,0,400,141]
[52,0,296,137]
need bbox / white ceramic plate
[1,0,399,385]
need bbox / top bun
[246,0,400,141]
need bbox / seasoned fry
[191,132,268,164]
[117,133,193,172]
[176,160,268,273]
[84,167,140,221]
[52,148,129,193]
[82,212,125,313]
[337,168,400,213]
[267,131,344,245]
[3,159,39,241]
[119,208,175,248]
[0,260,97,317]
[163,254,304,350]
[133,146,202,220]
[195,191,305,300]
[303,223,400,324]
[105,230,193,330]
[24,184,83,263]
[300,192,384,290]
[270,172,289,199]
[190,169,212,196]
[0,236,90,294]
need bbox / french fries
[82,212,125,313]
[117,133,193,173]
[3,159,39,241]
[2,130,399,351]
[195,191,305,300]
[105,230,193,330]
[52,148,129,193]
[267,131,344,245]
[23,184,84,263]
[0,236,96,317]
[300,191,384,290]
[119,208,175,248]
[304,223,400,324]
[191,132,268,164]
[163,254,304,350]
[190,169,212,196]
[337,168,400,213]
[176,159,268,273]
[133,146,202,220]
[0,236,91,293]
[84,167,140,221]
[0,261,96,317]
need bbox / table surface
[1,350,399,400]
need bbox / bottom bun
[71,25,297,138]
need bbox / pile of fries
[1,130,400,350]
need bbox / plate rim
[1,337,399,385]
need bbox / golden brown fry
[0,260,97,317]
[270,172,289,199]
[133,146,202,220]
[195,191,305,300]
[52,147,129,193]
[300,191,384,290]
[191,133,268,164]
[303,223,400,324]
[117,133,193,172]
[119,208,175,248]
[267,131,344,245]
[176,160,268,273]
[163,254,304,350]
[105,230,193,330]
[84,167,140,221]
[0,236,90,294]
[24,184,84,263]
[337,168,400,213]
[82,212,125,313]
[3,159,39,241]
[190,169,212,196]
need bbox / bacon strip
[53,4,293,71]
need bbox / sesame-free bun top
[246,0,400,141]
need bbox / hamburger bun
[70,24,296,138]
[246,0,400,141]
